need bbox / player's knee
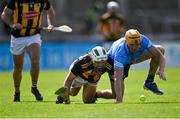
[83,99,93,104]
[32,59,39,64]
[156,45,165,55]
[70,88,80,96]
[14,67,23,73]
[31,60,39,68]
[83,97,94,104]
[70,92,78,96]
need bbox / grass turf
[0,68,180,118]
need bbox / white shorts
[71,76,97,88]
[10,34,42,55]
[69,60,98,88]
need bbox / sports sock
[32,87,37,90]
[32,80,37,88]
[145,74,154,83]
[14,80,21,93]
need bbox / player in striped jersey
[1,0,55,102]
[99,1,124,50]
[55,46,115,104]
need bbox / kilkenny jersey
[71,54,114,83]
[100,12,124,41]
[7,0,51,37]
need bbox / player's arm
[43,0,55,32]
[148,46,166,80]
[46,6,55,27]
[1,7,12,27]
[1,7,22,29]
[114,67,124,103]
[64,72,76,95]
[108,74,116,98]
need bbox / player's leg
[135,45,165,95]
[94,64,130,101]
[10,35,26,102]
[27,42,43,101]
[55,78,82,104]
[82,84,97,103]
[95,80,116,99]
[69,78,82,96]
[12,54,24,102]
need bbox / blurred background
[0,0,180,71]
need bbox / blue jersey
[107,35,153,69]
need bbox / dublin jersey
[108,35,153,69]
[7,0,51,37]
[70,54,114,83]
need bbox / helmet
[90,46,107,62]
[125,29,141,45]
[107,1,119,13]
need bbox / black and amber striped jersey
[7,0,51,37]
[71,54,114,83]
[100,12,124,42]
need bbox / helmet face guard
[90,46,108,62]
[125,29,141,45]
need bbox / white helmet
[90,46,108,62]
[107,1,119,12]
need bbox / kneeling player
[55,46,115,104]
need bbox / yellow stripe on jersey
[30,3,40,35]
[13,2,18,24]
[20,3,29,36]
[81,62,92,69]
[39,14,42,27]
[82,70,92,78]
[106,63,112,70]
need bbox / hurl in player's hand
[47,24,54,32]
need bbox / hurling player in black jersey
[1,0,55,102]
[55,46,115,104]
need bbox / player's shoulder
[113,37,125,46]
[141,34,149,40]
[72,54,92,69]
[141,35,151,43]
[101,12,111,19]
[78,54,91,62]
[77,54,92,65]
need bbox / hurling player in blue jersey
[108,29,166,103]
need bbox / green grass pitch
[0,68,180,118]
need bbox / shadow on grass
[125,101,180,104]
[19,100,55,103]
[15,100,180,105]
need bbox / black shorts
[123,64,131,80]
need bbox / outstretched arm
[114,68,124,103]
